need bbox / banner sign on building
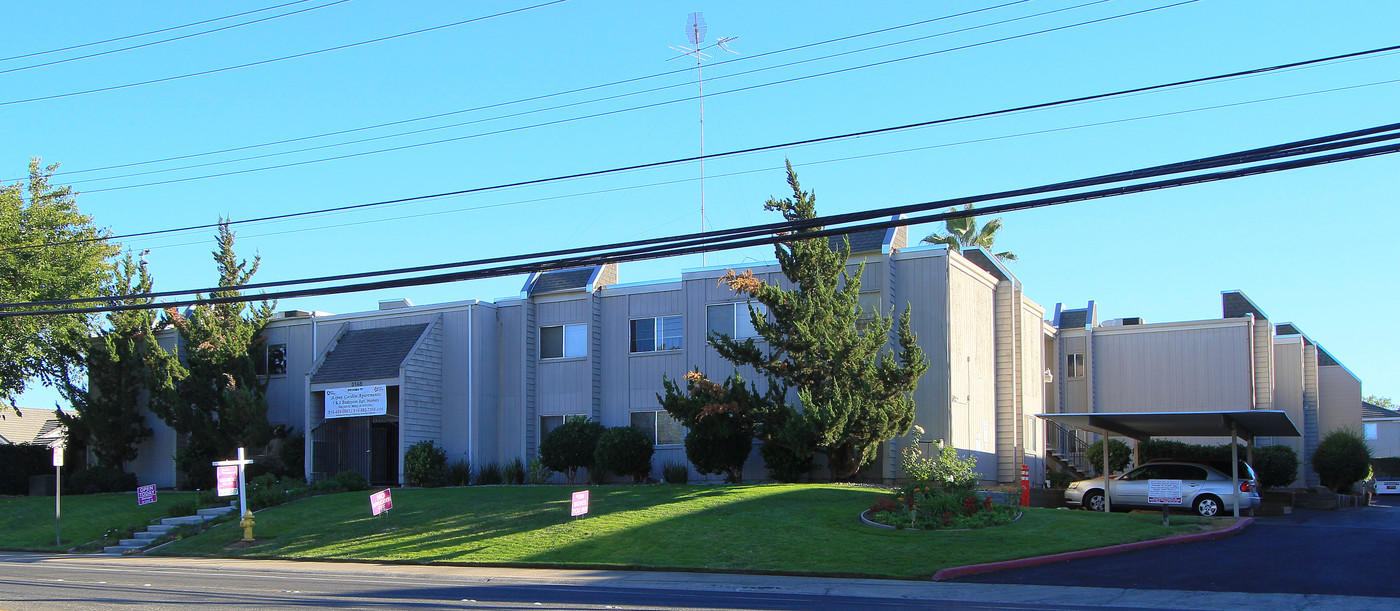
[370,488,393,516]
[216,465,239,497]
[136,484,157,506]
[570,490,589,517]
[325,385,388,419]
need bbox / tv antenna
[668,12,737,266]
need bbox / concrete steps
[102,505,236,555]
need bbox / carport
[1037,410,1302,517]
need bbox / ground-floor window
[630,411,685,446]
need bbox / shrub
[166,498,199,517]
[447,459,473,486]
[64,465,138,495]
[683,412,752,484]
[476,462,504,485]
[1253,445,1299,489]
[246,473,308,511]
[760,442,814,483]
[539,417,605,484]
[1314,428,1372,493]
[662,462,689,484]
[403,440,449,488]
[586,465,608,485]
[1046,469,1075,489]
[311,470,368,493]
[865,484,1018,530]
[1086,438,1132,475]
[503,458,526,485]
[595,426,654,483]
[0,445,50,495]
[278,430,305,480]
[526,457,552,484]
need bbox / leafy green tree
[1365,395,1395,410]
[658,371,770,483]
[704,163,929,480]
[594,426,654,483]
[1313,428,1372,493]
[148,221,275,489]
[0,159,118,412]
[56,252,180,470]
[921,203,1016,261]
[1086,438,1132,474]
[538,416,604,484]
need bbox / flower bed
[863,484,1020,530]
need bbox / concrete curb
[930,516,1254,581]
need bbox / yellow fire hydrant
[240,510,256,542]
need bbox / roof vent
[280,310,313,318]
[378,298,414,311]
[1100,317,1144,327]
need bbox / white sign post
[570,490,590,519]
[1148,479,1183,526]
[212,445,257,538]
[52,445,63,547]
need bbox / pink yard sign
[216,466,238,497]
[370,489,393,516]
[136,484,157,506]
[570,490,589,517]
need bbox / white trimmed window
[540,323,586,359]
[1365,423,1378,440]
[1067,353,1085,379]
[631,411,685,446]
[630,316,683,353]
[706,302,762,339]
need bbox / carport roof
[1037,410,1301,442]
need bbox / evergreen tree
[689,163,929,480]
[56,252,179,469]
[148,221,275,488]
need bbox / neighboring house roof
[311,323,430,384]
[0,409,65,447]
[1057,309,1088,330]
[1364,401,1400,420]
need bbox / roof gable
[311,323,429,384]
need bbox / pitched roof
[1364,401,1400,420]
[1222,290,1268,321]
[1057,309,1088,330]
[521,264,616,296]
[311,323,429,384]
[826,218,907,254]
[0,410,65,447]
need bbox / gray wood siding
[1061,334,1089,413]
[1319,365,1362,437]
[495,303,525,464]
[892,253,951,459]
[1271,340,1306,484]
[437,307,478,462]
[1303,343,1320,486]
[1091,324,1253,412]
[401,318,444,459]
[947,260,997,480]
[1252,319,1274,410]
[471,304,502,463]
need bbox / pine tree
[57,252,179,469]
[701,163,928,480]
[148,221,276,488]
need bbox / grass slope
[153,484,1215,579]
[0,492,195,551]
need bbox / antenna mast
[669,13,736,266]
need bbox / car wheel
[1193,495,1221,517]
[1084,490,1106,512]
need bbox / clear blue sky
[8,0,1399,410]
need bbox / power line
[34,0,1038,181]
[11,40,1396,256]
[0,0,353,76]
[0,0,325,62]
[68,0,1198,192]
[0,0,568,108]
[8,121,1399,313]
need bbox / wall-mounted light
[1043,369,1054,383]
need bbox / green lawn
[153,484,1219,579]
[0,492,197,551]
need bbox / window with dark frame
[1067,352,1085,379]
[630,411,685,446]
[540,323,587,359]
[255,343,287,376]
[706,302,761,339]
[630,315,683,353]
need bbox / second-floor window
[706,302,761,339]
[631,315,683,353]
[1067,352,1085,379]
[255,343,287,375]
[541,324,586,359]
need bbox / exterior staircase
[1046,420,1094,480]
[102,505,235,555]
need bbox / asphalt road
[0,550,1391,610]
[956,497,1400,598]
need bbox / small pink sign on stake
[136,484,157,506]
[370,488,393,516]
[216,465,238,497]
[570,490,589,517]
